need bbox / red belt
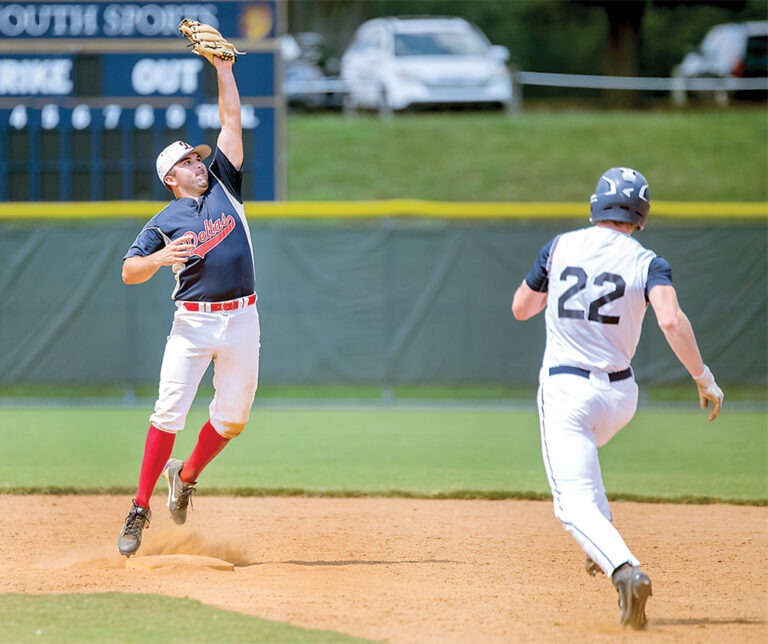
[180,293,256,312]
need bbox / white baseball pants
[150,302,261,438]
[537,367,640,576]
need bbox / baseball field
[0,403,766,642]
[2,104,766,642]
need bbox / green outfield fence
[0,201,765,391]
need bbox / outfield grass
[1,383,766,404]
[0,406,764,503]
[0,404,764,642]
[286,109,768,202]
[0,593,369,643]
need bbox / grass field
[2,404,764,641]
[1,404,764,641]
[1,405,764,503]
[0,593,370,643]
[286,108,768,202]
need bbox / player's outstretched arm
[212,57,243,169]
[122,235,196,285]
[648,284,723,420]
[178,19,243,167]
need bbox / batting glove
[693,365,723,422]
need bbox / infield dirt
[0,495,765,643]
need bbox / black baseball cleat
[118,499,151,557]
[612,563,652,630]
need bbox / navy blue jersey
[124,149,255,302]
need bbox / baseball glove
[178,19,244,62]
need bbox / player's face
[167,152,209,196]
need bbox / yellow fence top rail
[0,200,766,220]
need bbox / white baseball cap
[156,140,212,184]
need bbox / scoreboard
[0,1,284,201]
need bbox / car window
[394,31,488,56]
[744,35,768,74]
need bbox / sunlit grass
[0,593,369,643]
[0,406,764,503]
[286,108,768,201]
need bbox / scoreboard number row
[5,104,261,131]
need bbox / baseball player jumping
[118,22,259,556]
[511,167,724,629]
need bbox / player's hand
[693,365,724,421]
[157,233,196,266]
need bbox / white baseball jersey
[525,226,672,373]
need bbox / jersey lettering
[557,265,626,325]
[184,212,236,258]
[557,266,587,319]
[588,273,625,324]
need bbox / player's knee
[552,503,570,527]
[218,421,246,439]
[554,492,605,534]
[148,418,184,434]
[552,495,586,527]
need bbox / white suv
[675,21,768,105]
[340,16,513,113]
[678,21,768,80]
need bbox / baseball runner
[118,22,258,556]
[511,167,724,629]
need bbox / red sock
[134,424,176,509]
[181,420,230,483]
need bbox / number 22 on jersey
[557,266,626,325]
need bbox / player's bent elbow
[511,298,541,321]
[122,258,153,285]
[511,303,529,321]
[511,282,545,321]
[121,268,143,285]
[656,310,684,335]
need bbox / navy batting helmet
[589,167,650,230]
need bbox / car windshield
[394,31,488,56]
